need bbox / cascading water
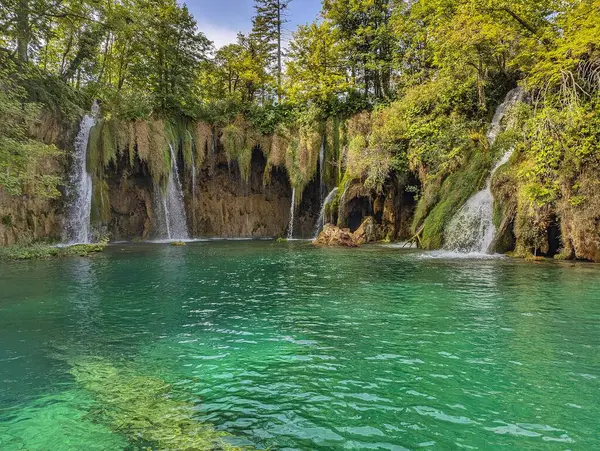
[444,88,524,254]
[318,141,325,202]
[63,101,99,244]
[287,188,296,239]
[189,132,197,202]
[337,185,350,227]
[156,144,189,240]
[313,187,338,239]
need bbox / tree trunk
[277,0,282,102]
[16,0,29,62]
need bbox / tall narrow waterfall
[318,141,325,202]
[63,101,99,244]
[444,88,524,254]
[314,187,338,239]
[287,188,296,239]
[191,146,197,233]
[156,145,189,240]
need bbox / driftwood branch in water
[404,224,424,249]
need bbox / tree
[322,0,395,100]
[286,21,349,108]
[251,0,292,101]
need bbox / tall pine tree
[251,0,292,101]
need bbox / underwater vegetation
[70,357,251,451]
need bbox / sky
[183,0,323,49]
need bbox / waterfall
[318,141,325,202]
[191,158,196,200]
[444,88,524,254]
[287,188,296,239]
[63,101,99,244]
[190,132,197,202]
[314,187,338,239]
[191,154,197,232]
[156,145,189,240]
[337,184,350,227]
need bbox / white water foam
[63,101,100,244]
[444,88,524,254]
[313,187,338,239]
[287,188,296,239]
[155,144,190,240]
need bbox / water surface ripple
[0,242,599,450]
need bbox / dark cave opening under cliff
[347,196,373,232]
[546,217,561,258]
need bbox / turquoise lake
[0,241,599,450]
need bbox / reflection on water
[0,242,599,450]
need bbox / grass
[0,241,107,261]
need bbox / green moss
[101,120,118,168]
[221,120,257,184]
[183,128,194,170]
[417,146,490,249]
[90,179,111,223]
[140,119,172,188]
[0,242,107,261]
[69,357,249,451]
[411,176,441,232]
[86,121,102,174]
[323,116,341,186]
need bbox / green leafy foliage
[0,56,63,198]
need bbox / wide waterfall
[444,88,523,254]
[155,145,189,240]
[287,188,296,239]
[63,101,99,244]
[314,187,338,239]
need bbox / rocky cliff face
[189,150,297,238]
[2,110,598,263]
[0,112,76,247]
[102,145,319,240]
[335,177,416,242]
[0,189,62,246]
[0,114,322,244]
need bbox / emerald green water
[1,242,599,450]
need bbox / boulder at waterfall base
[314,217,385,247]
[314,224,359,247]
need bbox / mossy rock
[170,241,187,246]
[0,241,107,261]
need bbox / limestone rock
[353,216,383,245]
[314,217,385,247]
[314,224,358,247]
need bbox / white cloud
[197,22,241,49]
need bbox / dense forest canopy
[0,0,598,255]
[2,0,594,116]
